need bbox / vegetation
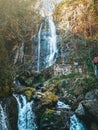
[54,0,98,40]
[0,0,98,99]
[0,1,97,130]
[0,0,42,95]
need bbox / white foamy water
[0,104,9,130]
[13,94,37,130]
[35,0,62,17]
[70,114,86,130]
[37,16,57,71]
[57,100,71,109]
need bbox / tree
[54,0,98,40]
[0,0,42,96]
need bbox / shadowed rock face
[82,89,98,123]
[7,96,18,130]
[0,97,18,130]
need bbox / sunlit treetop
[54,0,98,40]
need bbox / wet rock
[57,100,71,110]
[85,91,96,100]
[40,109,69,130]
[7,96,18,130]
[83,100,98,122]
[81,89,98,129]
[14,86,35,101]
[17,70,44,88]
[35,91,58,106]
[91,122,98,130]
[75,103,85,116]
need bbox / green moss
[41,109,55,123]
[23,87,35,101]
[41,91,58,105]
[25,78,33,86]
[82,76,98,93]
[69,74,98,96]
[18,71,44,88]
[40,109,67,130]
[61,73,78,79]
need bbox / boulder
[85,91,96,100]
[40,109,69,130]
[83,100,98,122]
[75,103,85,116]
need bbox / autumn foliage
[54,0,98,39]
[0,0,41,95]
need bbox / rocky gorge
[0,70,98,130]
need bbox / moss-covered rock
[0,85,12,98]
[40,109,69,130]
[34,91,58,107]
[14,86,35,101]
[17,70,44,88]
[23,87,35,101]
[41,91,58,105]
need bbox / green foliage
[82,76,98,93]
[40,109,56,125]
[25,78,33,86]
[61,73,78,79]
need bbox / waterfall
[47,16,57,67]
[70,114,86,130]
[57,101,86,130]
[0,103,9,130]
[37,23,43,72]
[37,16,57,71]
[13,94,37,130]
[57,100,71,109]
[36,0,63,17]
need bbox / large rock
[83,100,98,122]
[75,103,85,116]
[85,91,96,100]
[7,96,18,130]
[81,89,98,130]
[34,91,58,107]
[83,89,98,122]
[0,96,18,130]
[40,109,70,130]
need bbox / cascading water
[37,16,57,71]
[37,23,43,72]
[57,100,86,130]
[47,16,57,67]
[70,114,86,130]
[0,103,9,130]
[13,94,37,130]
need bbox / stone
[83,100,98,122]
[75,103,85,116]
[85,91,96,100]
[40,109,70,130]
